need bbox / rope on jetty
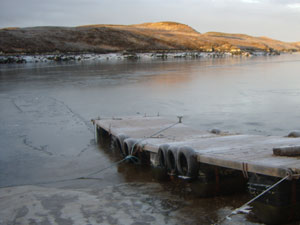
[1,116,181,189]
[78,155,140,179]
[129,120,181,156]
[0,155,140,189]
[86,116,181,177]
[216,175,290,224]
[78,118,181,179]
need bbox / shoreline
[0,50,281,64]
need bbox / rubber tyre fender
[116,134,128,157]
[166,146,179,175]
[123,138,139,156]
[177,146,199,178]
[157,144,169,169]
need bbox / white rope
[216,175,289,224]
[129,121,180,156]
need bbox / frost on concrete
[0,183,192,225]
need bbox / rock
[124,53,139,60]
[211,128,221,135]
[288,131,300,137]
[53,55,61,61]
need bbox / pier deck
[94,116,300,178]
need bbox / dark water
[1,54,300,224]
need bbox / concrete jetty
[92,115,300,224]
[93,116,300,179]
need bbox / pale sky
[0,0,300,42]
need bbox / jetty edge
[92,115,300,224]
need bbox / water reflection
[1,54,300,224]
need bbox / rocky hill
[0,21,299,55]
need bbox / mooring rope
[129,121,180,156]
[78,155,140,178]
[0,155,139,189]
[216,175,289,224]
[1,118,180,189]
[90,118,180,176]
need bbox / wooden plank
[273,146,300,156]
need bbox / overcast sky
[0,0,299,42]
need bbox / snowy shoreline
[0,51,277,64]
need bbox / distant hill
[293,42,300,49]
[0,21,299,54]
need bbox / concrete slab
[0,183,260,225]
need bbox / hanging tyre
[157,144,169,169]
[166,146,179,175]
[116,134,128,157]
[123,138,139,156]
[177,146,199,178]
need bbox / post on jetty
[91,115,300,224]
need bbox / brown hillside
[293,42,300,48]
[202,32,298,52]
[0,22,299,54]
